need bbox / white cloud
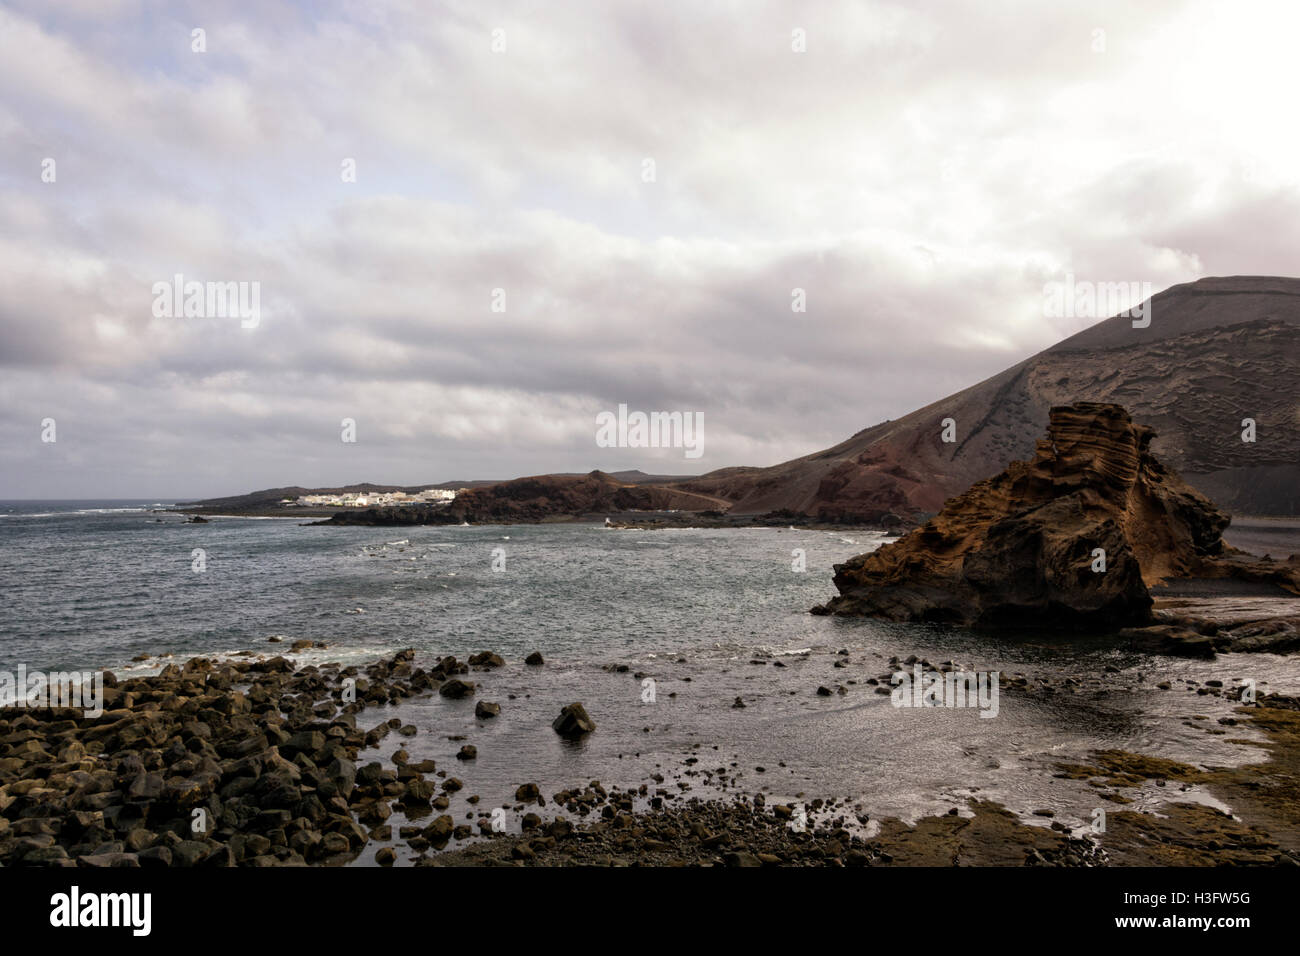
[0,0,1296,496]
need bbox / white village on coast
[283,488,460,508]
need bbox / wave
[2,509,149,518]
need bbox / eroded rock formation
[813,403,1300,629]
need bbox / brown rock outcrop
[552,702,596,738]
[814,403,1300,629]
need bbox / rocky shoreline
[169,503,905,532]
[174,506,339,520]
[3,647,1298,867]
[309,508,902,532]
[604,510,906,533]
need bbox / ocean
[1,499,887,671]
[3,499,1297,860]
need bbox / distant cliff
[317,470,731,525]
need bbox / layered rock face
[814,403,1299,629]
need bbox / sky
[3,0,1300,499]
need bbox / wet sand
[1222,517,1300,559]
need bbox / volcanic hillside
[680,276,1300,518]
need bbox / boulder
[423,815,454,845]
[283,731,326,758]
[551,703,596,738]
[322,757,357,799]
[438,678,476,699]
[515,783,541,802]
[126,772,164,801]
[400,779,434,805]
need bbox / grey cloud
[1,0,1297,497]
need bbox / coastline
[171,505,911,533]
[4,645,1297,867]
[171,501,1300,539]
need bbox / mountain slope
[683,276,1300,518]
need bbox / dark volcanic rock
[438,678,476,699]
[319,471,729,526]
[817,403,1299,630]
[551,703,596,738]
[0,648,445,868]
[514,783,541,803]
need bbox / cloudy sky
[3,0,1299,499]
